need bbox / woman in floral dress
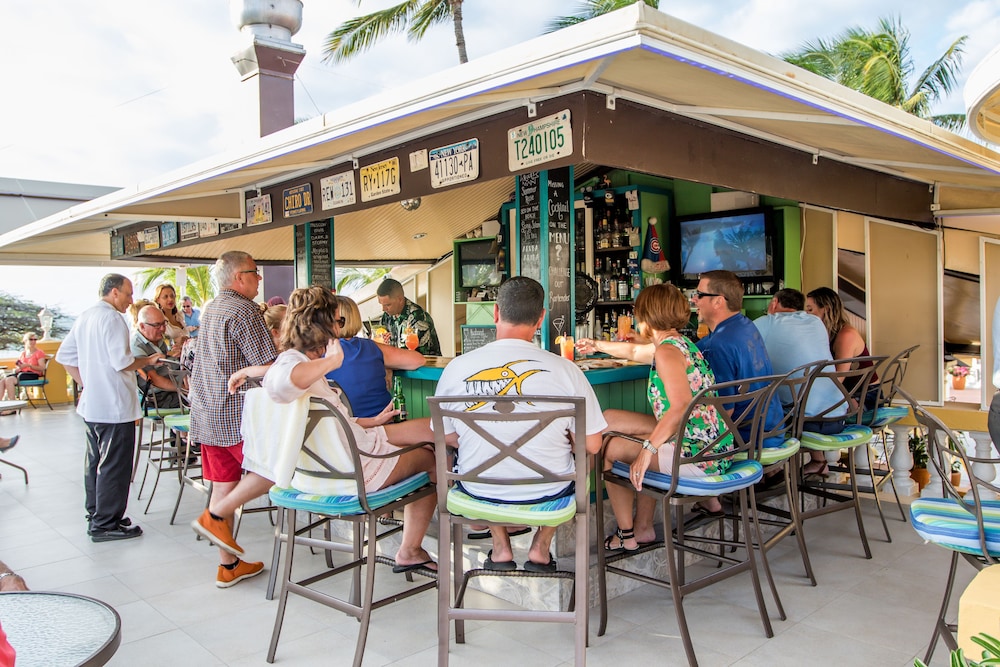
[602,283,733,553]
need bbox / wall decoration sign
[123,231,142,255]
[517,171,541,282]
[246,193,272,226]
[546,166,572,343]
[198,222,219,237]
[111,235,125,258]
[180,221,200,242]
[294,224,308,288]
[143,226,160,251]
[507,109,572,171]
[160,222,178,247]
[429,138,479,189]
[219,222,243,234]
[359,157,400,202]
[283,183,314,218]
[308,221,334,290]
[320,171,357,210]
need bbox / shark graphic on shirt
[461,360,547,411]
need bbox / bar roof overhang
[3,4,999,267]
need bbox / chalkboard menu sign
[518,172,541,281]
[462,325,496,354]
[309,221,334,289]
[294,224,308,287]
[546,166,572,345]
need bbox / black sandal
[604,528,638,555]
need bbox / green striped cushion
[863,406,909,428]
[269,472,431,517]
[910,497,1000,557]
[800,424,873,451]
[612,459,763,495]
[163,414,190,433]
[446,485,578,527]
[735,437,800,466]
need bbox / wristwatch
[640,439,658,454]
[0,571,20,585]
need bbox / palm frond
[407,0,453,40]
[321,0,424,64]
[544,0,658,34]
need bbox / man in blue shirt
[692,271,784,450]
[181,296,200,338]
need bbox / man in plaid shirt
[189,251,277,588]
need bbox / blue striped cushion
[800,424,873,451]
[863,406,910,428]
[611,459,763,495]
[446,485,578,527]
[163,414,189,432]
[269,472,431,516]
[735,437,800,466]
[910,497,1000,557]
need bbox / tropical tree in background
[545,0,659,33]
[324,0,469,65]
[782,16,967,130]
[324,0,657,65]
[0,293,70,349]
[132,266,215,307]
[336,267,391,295]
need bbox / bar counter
[395,356,653,419]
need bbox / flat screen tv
[675,208,778,284]
[457,238,502,288]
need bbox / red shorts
[200,442,244,483]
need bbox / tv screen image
[457,238,502,288]
[460,263,502,288]
[678,211,772,281]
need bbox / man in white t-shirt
[434,277,607,571]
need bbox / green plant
[914,631,1000,666]
[952,458,963,474]
[909,431,929,469]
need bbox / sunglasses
[28,337,38,341]
[335,317,346,327]
[692,291,721,300]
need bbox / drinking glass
[560,336,575,361]
[405,330,419,351]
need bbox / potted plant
[950,364,970,390]
[950,458,963,488]
[914,631,1000,666]
[909,430,930,490]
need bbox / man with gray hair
[189,251,277,587]
[131,305,181,409]
[375,277,441,355]
[57,274,161,541]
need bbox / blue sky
[0,0,998,313]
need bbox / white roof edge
[964,44,1000,144]
[4,4,1000,250]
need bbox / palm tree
[782,16,967,130]
[545,0,659,33]
[323,0,469,65]
[132,266,215,306]
[336,267,391,295]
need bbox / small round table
[0,591,121,666]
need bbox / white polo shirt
[56,299,141,424]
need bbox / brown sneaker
[191,509,244,556]
[216,559,264,588]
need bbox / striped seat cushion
[163,414,190,432]
[735,437,800,466]
[910,497,1000,557]
[800,424,873,451]
[269,472,431,517]
[446,484,580,527]
[863,406,910,428]
[146,406,185,419]
[611,459,763,495]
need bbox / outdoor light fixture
[400,197,422,211]
[412,232,427,240]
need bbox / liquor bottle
[602,312,611,341]
[609,270,618,300]
[599,215,610,249]
[392,377,407,422]
[617,265,629,301]
[602,273,612,301]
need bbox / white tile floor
[0,405,974,666]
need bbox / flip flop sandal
[483,549,516,571]
[391,559,436,574]
[468,526,531,540]
[0,435,17,453]
[603,528,639,555]
[523,553,557,573]
[691,504,725,519]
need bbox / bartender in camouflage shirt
[375,278,441,356]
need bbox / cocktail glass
[560,335,575,361]
[404,329,419,351]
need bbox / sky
[1,0,999,314]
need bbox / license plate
[321,171,357,210]
[360,157,401,202]
[508,110,572,171]
[429,138,479,188]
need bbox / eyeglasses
[28,337,37,341]
[692,291,721,300]
[143,322,167,329]
[335,317,346,327]
[239,269,261,277]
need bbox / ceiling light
[412,232,427,240]
[400,197,422,211]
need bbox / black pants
[84,421,136,531]
[989,392,1000,454]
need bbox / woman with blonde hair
[1,332,48,408]
[263,304,287,351]
[601,283,732,552]
[154,283,188,345]
[218,285,438,571]
[326,295,424,418]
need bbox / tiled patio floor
[0,405,974,666]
